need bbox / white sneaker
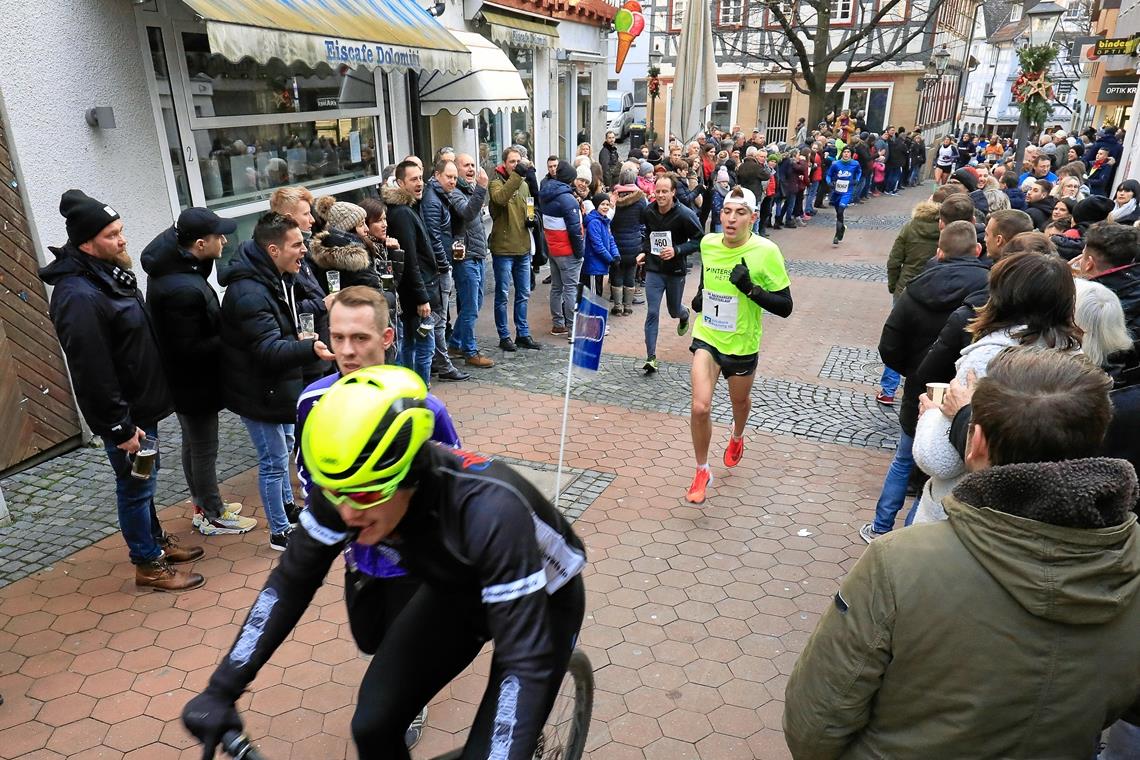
[194,507,257,535]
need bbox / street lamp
[648,46,663,148]
[931,45,951,77]
[1027,1,1064,47]
[982,82,996,136]
[1013,1,1064,167]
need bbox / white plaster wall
[0,0,174,291]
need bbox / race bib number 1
[834,179,849,193]
[702,290,738,332]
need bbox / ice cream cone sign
[614,1,646,73]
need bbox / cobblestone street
[0,190,922,759]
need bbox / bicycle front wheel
[533,648,594,760]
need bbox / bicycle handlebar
[222,730,266,760]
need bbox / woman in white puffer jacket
[911,245,1083,523]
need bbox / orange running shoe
[724,435,745,467]
[686,467,712,504]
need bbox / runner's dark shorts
[690,338,759,380]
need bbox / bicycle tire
[430,648,595,760]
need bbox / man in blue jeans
[860,220,989,542]
[447,153,494,368]
[488,147,543,352]
[220,213,336,551]
[41,189,204,590]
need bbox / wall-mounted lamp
[84,107,117,129]
[424,2,445,16]
[541,109,553,119]
[598,104,608,113]
[462,117,476,130]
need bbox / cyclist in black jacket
[183,366,587,760]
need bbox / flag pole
[553,295,580,511]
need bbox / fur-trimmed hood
[309,230,371,272]
[911,199,940,224]
[947,458,1140,624]
[381,185,417,208]
[615,188,646,207]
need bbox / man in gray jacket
[447,153,494,367]
[419,159,468,381]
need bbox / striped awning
[182,0,471,73]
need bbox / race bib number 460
[702,290,738,332]
[834,179,849,193]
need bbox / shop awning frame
[477,7,561,49]
[418,30,530,116]
[183,0,472,74]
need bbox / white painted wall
[1,0,173,290]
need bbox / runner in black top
[183,366,587,760]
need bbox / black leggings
[835,203,846,236]
[350,575,586,759]
[591,274,606,296]
[610,256,637,288]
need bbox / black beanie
[60,189,120,246]
[555,161,577,185]
[1073,195,1113,225]
[951,168,979,193]
[591,193,610,210]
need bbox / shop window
[147,27,192,209]
[634,79,648,105]
[182,32,377,119]
[194,116,378,209]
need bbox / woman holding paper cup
[308,198,384,294]
[910,252,1082,524]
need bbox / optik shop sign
[1099,76,1139,103]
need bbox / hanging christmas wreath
[648,75,660,99]
[1010,45,1060,129]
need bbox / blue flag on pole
[571,290,609,375]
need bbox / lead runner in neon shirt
[685,187,794,504]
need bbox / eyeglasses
[322,487,392,510]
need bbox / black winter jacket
[1093,264,1140,348]
[641,201,703,276]
[1026,198,1056,231]
[140,227,223,415]
[383,186,436,310]
[879,258,991,436]
[308,230,382,292]
[611,188,647,258]
[909,287,991,433]
[40,244,172,444]
[599,143,621,188]
[219,240,319,423]
[420,177,456,269]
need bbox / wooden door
[0,112,82,472]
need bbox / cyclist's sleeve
[204,498,349,700]
[463,491,568,757]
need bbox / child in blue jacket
[584,193,619,296]
[826,147,862,246]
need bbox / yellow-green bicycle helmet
[301,365,435,505]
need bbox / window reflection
[195,117,378,208]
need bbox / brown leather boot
[135,559,205,591]
[158,534,204,564]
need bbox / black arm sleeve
[205,502,347,699]
[746,285,793,318]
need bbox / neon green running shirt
[692,232,791,357]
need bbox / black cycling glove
[182,687,243,760]
[691,291,703,314]
[729,258,753,294]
